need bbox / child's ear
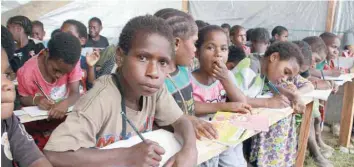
[175,37,181,52]
[269,52,280,63]
[116,47,125,66]
[275,34,280,40]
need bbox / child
[17,33,83,150]
[1,26,53,167]
[226,45,247,70]
[43,15,197,167]
[230,25,250,55]
[342,31,354,57]
[192,25,251,167]
[320,32,341,70]
[271,25,289,43]
[61,19,100,90]
[221,23,231,37]
[249,27,270,54]
[7,15,45,72]
[31,20,46,41]
[86,17,109,48]
[306,36,341,78]
[303,36,335,166]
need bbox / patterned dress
[231,58,310,167]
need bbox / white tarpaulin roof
[2,0,354,44]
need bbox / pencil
[266,80,281,95]
[121,111,146,142]
[320,70,325,80]
[33,81,51,101]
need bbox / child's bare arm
[310,68,341,78]
[44,141,164,167]
[168,115,197,166]
[194,101,251,115]
[212,60,247,103]
[247,96,290,109]
[28,157,53,167]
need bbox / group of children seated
[2,7,354,167]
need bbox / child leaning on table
[1,26,53,167]
[43,15,197,167]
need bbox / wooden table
[197,97,314,165]
[339,79,354,148]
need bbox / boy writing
[43,15,197,167]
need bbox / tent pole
[182,0,189,13]
[325,0,337,32]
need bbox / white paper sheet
[101,129,182,167]
[22,106,74,117]
[333,57,354,69]
[13,110,26,116]
[302,89,332,101]
[324,73,354,82]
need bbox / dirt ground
[304,127,354,167]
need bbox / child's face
[45,55,76,81]
[275,31,288,42]
[175,33,198,67]
[232,29,246,46]
[265,53,300,84]
[311,52,324,68]
[7,23,23,41]
[1,48,16,119]
[89,21,102,38]
[61,23,86,46]
[197,30,229,75]
[252,41,269,53]
[31,25,45,41]
[120,33,173,96]
[327,38,340,60]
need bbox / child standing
[43,15,197,167]
[271,26,289,43]
[230,25,250,55]
[61,19,100,90]
[192,25,252,167]
[17,33,83,150]
[303,36,334,167]
[342,31,354,58]
[1,25,53,167]
[7,15,45,73]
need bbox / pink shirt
[17,55,82,102]
[191,71,236,120]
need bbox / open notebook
[20,106,74,117]
[101,129,182,167]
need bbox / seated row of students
[2,9,346,167]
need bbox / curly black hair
[62,19,88,39]
[264,41,303,67]
[293,40,312,66]
[302,36,328,58]
[89,17,102,26]
[118,15,174,56]
[271,26,288,37]
[51,29,61,39]
[7,15,32,36]
[195,25,228,49]
[230,25,244,37]
[47,32,81,65]
[227,45,246,64]
[246,28,254,41]
[1,26,15,61]
[32,20,44,30]
[320,32,338,46]
[154,8,197,40]
[195,20,209,31]
[250,28,270,43]
[221,23,231,30]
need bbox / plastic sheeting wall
[29,1,182,44]
[333,1,354,35]
[190,1,330,41]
